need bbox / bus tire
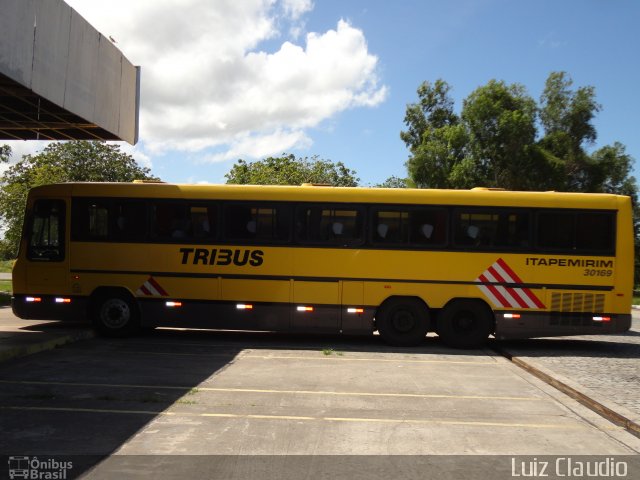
[376,298,429,347]
[91,291,140,338]
[437,299,493,349]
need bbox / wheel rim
[390,307,417,333]
[99,298,131,329]
[451,310,476,333]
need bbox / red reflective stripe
[496,258,522,282]
[479,274,511,308]
[486,266,529,309]
[140,285,152,296]
[147,277,169,297]
[496,258,545,309]
[523,288,545,309]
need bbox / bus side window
[537,212,574,250]
[224,205,254,240]
[224,204,290,242]
[297,207,362,245]
[454,210,528,249]
[27,199,65,261]
[410,208,447,246]
[72,199,108,240]
[191,205,216,240]
[372,210,409,245]
[112,201,147,241]
[575,212,614,254]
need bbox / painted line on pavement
[0,379,545,402]
[109,349,498,365]
[0,405,592,430]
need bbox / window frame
[534,209,616,256]
[27,198,66,262]
[149,199,219,244]
[221,201,292,245]
[451,207,533,252]
[369,205,449,249]
[295,203,365,247]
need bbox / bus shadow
[1,324,491,478]
[142,327,489,357]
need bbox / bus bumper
[12,294,88,322]
[494,311,632,339]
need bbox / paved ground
[497,311,640,432]
[0,308,639,479]
[0,309,94,362]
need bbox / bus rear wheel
[91,292,140,337]
[376,298,429,347]
[437,299,493,349]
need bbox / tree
[538,71,601,191]
[462,80,558,190]
[401,72,639,282]
[402,78,563,190]
[401,81,471,189]
[225,154,359,187]
[0,141,157,258]
[375,176,412,188]
[401,72,636,196]
[0,145,10,164]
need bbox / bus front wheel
[91,292,140,337]
[437,299,493,349]
[375,298,429,347]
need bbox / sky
[6,0,640,186]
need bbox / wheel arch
[89,286,141,319]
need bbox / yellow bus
[12,182,633,348]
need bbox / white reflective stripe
[490,261,516,283]
[482,270,521,309]
[475,279,503,309]
[510,288,537,309]
[144,281,161,296]
[485,264,538,309]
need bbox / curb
[497,348,640,439]
[0,329,95,363]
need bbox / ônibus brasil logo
[8,456,73,479]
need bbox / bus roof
[28,182,630,210]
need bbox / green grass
[0,260,13,273]
[0,279,10,307]
[322,347,343,356]
[633,296,640,306]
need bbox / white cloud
[281,0,314,20]
[205,129,313,163]
[64,0,387,163]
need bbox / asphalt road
[0,325,639,479]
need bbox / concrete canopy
[0,0,140,145]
